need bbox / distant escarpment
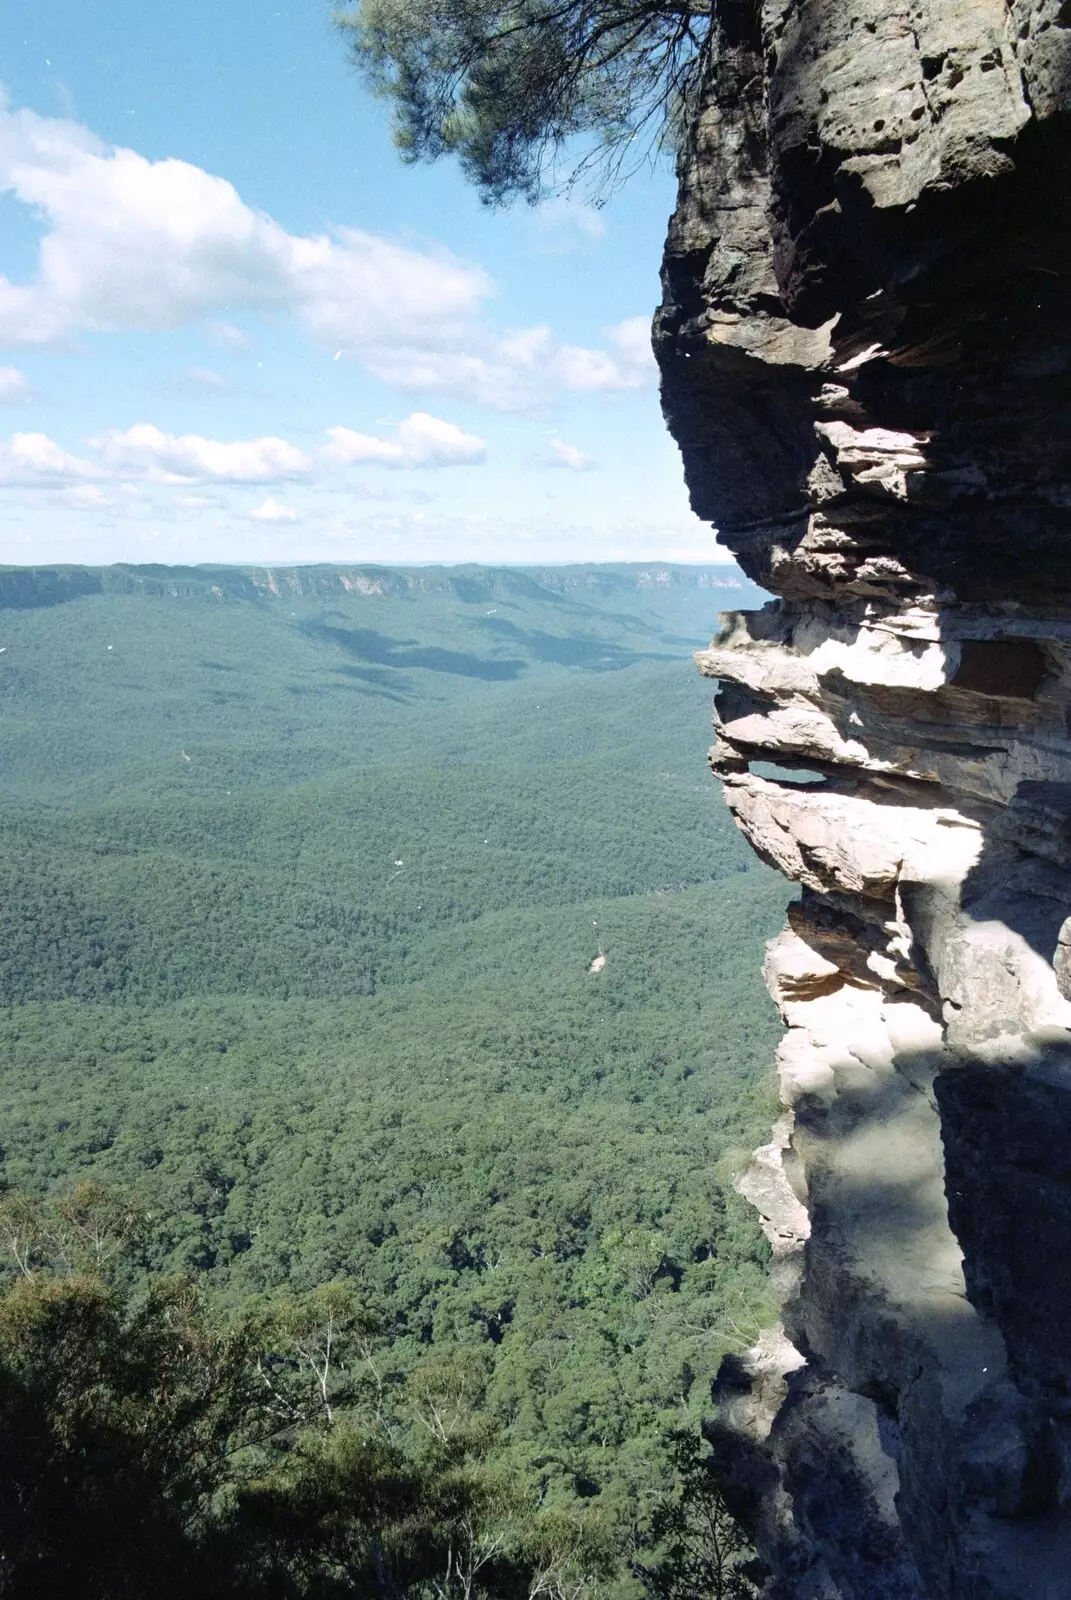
[655,4,1071,1595]
[0,562,749,612]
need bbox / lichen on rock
[655,3,1071,1593]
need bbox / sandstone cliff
[654,4,1071,1594]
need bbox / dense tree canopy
[0,568,782,1596]
[0,1213,759,1598]
[337,0,732,201]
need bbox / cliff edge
[654,3,1071,1594]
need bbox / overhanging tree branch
[334,0,741,202]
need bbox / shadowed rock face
[655,3,1071,1594]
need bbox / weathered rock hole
[749,761,829,787]
[951,640,1048,699]
[862,1378,901,1422]
[921,53,947,79]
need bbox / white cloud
[177,493,222,509]
[368,318,655,411]
[551,318,655,391]
[249,497,298,523]
[172,367,233,394]
[547,438,594,471]
[528,198,607,254]
[208,321,253,355]
[0,95,655,411]
[0,431,103,484]
[0,94,490,352]
[63,483,110,506]
[322,412,486,469]
[0,412,482,491]
[89,424,310,483]
[0,365,31,403]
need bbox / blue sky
[0,0,728,567]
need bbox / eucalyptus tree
[337,0,738,202]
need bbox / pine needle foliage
[336,0,738,202]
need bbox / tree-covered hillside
[0,563,785,1597]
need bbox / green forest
[0,563,786,1598]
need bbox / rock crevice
[656,4,1071,1593]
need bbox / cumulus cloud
[0,431,103,484]
[0,366,32,403]
[89,424,310,483]
[249,497,298,523]
[605,316,656,377]
[0,95,655,410]
[0,94,489,353]
[367,317,654,411]
[546,438,594,471]
[322,412,486,469]
[550,317,655,391]
[0,411,483,493]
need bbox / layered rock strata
[654,4,1071,1594]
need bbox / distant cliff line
[0,561,747,612]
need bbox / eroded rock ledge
[654,4,1071,1594]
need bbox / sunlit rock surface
[656,2,1071,1593]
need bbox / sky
[0,0,730,568]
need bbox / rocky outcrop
[655,3,1071,1593]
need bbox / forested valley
[0,562,786,1598]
